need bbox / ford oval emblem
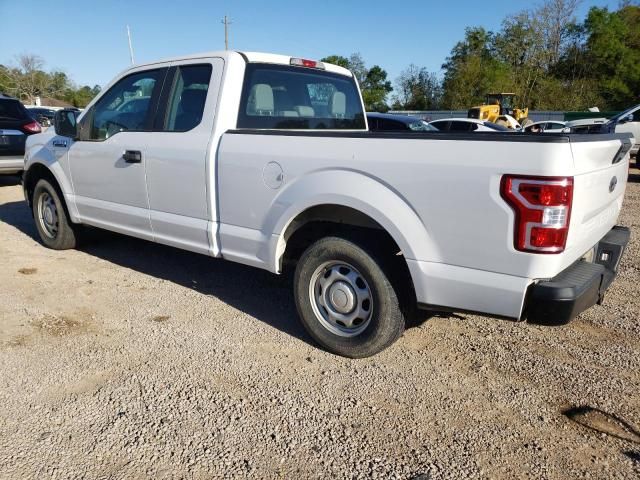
[609,176,618,193]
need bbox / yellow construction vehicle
[467,93,532,128]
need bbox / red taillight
[500,175,573,253]
[23,120,42,134]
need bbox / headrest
[295,106,315,117]
[330,91,346,117]
[248,83,274,114]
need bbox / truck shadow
[83,229,318,344]
[0,199,311,343]
[0,199,439,347]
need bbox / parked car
[428,118,510,132]
[0,93,42,175]
[23,51,633,357]
[565,117,608,133]
[565,105,639,161]
[367,112,438,132]
[602,105,639,158]
[26,107,57,127]
[523,121,567,133]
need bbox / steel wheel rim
[309,261,373,337]
[37,191,59,239]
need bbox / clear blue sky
[0,0,620,89]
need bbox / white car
[22,50,634,357]
[428,118,510,132]
[564,104,640,158]
[523,121,567,133]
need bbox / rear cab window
[237,63,365,130]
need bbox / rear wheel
[32,178,78,250]
[294,236,405,358]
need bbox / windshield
[610,103,640,123]
[409,120,438,132]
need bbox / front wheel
[32,178,78,250]
[294,236,405,358]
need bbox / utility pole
[126,25,135,65]
[221,15,232,50]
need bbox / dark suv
[0,93,42,175]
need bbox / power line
[221,15,232,50]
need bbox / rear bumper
[525,225,630,325]
[0,156,24,174]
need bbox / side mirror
[54,109,78,138]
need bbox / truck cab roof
[124,50,353,78]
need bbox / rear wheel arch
[278,204,417,316]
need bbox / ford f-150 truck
[22,51,634,357]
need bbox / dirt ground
[0,166,639,479]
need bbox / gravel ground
[0,167,639,479]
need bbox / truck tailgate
[566,134,633,263]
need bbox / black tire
[294,236,405,358]
[32,178,77,250]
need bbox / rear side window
[380,119,408,131]
[449,121,476,132]
[164,64,212,132]
[0,99,30,121]
[430,121,448,131]
[237,64,365,130]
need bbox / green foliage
[0,55,100,107]
[392,65,442,110]
[321,54,391,111]
[441,2,640,111]
[582,5,640,108]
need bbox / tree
[581,5,640,108]
[439,1,639,111]
[321,53,393,111]
[0,54,101,107]
[3,54,48,103]
[361,66,392,112]
[392,65,442,110]
[441,27,509,108]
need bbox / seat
[330,91,346,118]
[294,106,315,117]
[247,83,274,116]
[174,89,207,130]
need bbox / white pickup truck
[22,51,634,357]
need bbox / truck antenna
[221,15,232,50]
[127,25,135,65]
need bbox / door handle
[123,150,142,163]
[53,140,68,148]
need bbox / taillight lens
[22,120,42,134]
[500,175,573,253]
